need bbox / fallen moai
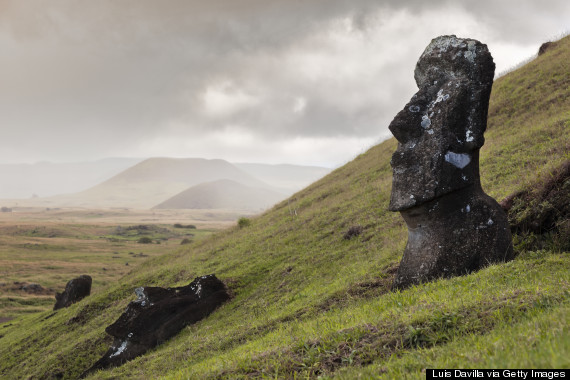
[53,275,92,310]
[82,274,229,377]
[388,35,514,289]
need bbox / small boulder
[21,283,45,294]
[53,275,92,310]
[538,41,555,56]
[82,274,229,376]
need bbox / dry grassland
[0,208,236,321]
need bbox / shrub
[180,238,192,245]
[174,224,197,229]
[137,237,153,244]
[237,217,251,228]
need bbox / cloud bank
[0,0,568,166]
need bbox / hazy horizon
[1,1,568,168]
[0,155,335,169]
[0,157,332,200]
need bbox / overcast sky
[0,1,568,167]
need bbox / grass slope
[1,36,569,379]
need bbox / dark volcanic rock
[21,283,45,294]
[503,161,570,235]
[502,161,570,251]
[388,35,514,290]
[538,41,555,56]
[82,274,229,377]
[53,275,92,310]
[3,281,54,295]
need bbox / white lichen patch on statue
[487,218,494,225]
[409,105,421,113]
[466,129,474,142]
[135,287,148,307]
[109,340,128,358]
[421,115,431,129]
[444,151,471,169]
[423,35,464,56]
[463,41,477,63]
[433,89,450,105]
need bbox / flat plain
[0,208,233,321]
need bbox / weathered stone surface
[53,275,92,310]
[388,35,514,289]
[82,274,229,376]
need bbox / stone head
[388,35,495,211]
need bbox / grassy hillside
[1,36,569,379]
[153,179,286,211]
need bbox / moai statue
[54,275,92,310]
[389,35,514,290]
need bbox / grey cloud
[0,0,568,164]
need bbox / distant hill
[153,179,286,211]
[12,158,331,210]
[0,156,331,210]
[52,158,270,209]
[234,163,331,193]
[101,158,266,186]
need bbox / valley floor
[0,208,232,321]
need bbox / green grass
[1,36,569,379]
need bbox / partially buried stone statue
[389,35,514,289]
[53,275,92,310]
[82,274,229,377]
